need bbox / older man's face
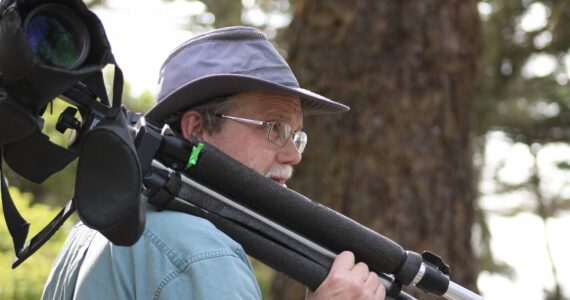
[201,92,303,185]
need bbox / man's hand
[306,251,386,300]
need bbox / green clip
[186,143,204,170]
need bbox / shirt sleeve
[154,248,262,300]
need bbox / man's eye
[272,122,282,132]
[269,121,285,142]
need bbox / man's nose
[276,138,302,166]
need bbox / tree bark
[272,1,482,299]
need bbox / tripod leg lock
[422,251,450,275]
[145,170,181,211]
[416,263,450,296]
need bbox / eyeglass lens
[268,121,307,153]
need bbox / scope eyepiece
[23,3,90,69]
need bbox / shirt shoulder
[42,209,261,300]
[143,209,248,270]
[146,209,242,252]
[142,209,261,299]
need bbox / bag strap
[1,146,30,256]
[80,59,124,118]
[12,200,75,268]
[1,146,76,268]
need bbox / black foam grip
[158,137,415,283]
[175,179,334,269]
[164,177,416,300]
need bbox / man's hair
[164,95,237,134]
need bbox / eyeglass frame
[212,113,307,153]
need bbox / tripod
[140,123,483,300]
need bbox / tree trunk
[272,1,482,299]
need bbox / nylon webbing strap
[12,200,75,268]
[1,146,30,257]
[81,71,110,106]
[78,62,123,118]
[1,146,76,268]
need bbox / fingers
[332,251,370,282]
[365,271,386,298]
[352,262,370,282]
[308,251,386,300]
[329,251,356,273]
[376,282,386,299]
[364,271,378,288]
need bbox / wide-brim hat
[144,26,349,124]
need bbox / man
[42,26,385,299]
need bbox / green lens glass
[24,4,90,69]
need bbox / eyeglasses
[213,114,307,153]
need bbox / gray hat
[144,26,349,124]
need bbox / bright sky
[92,0,203,95]
[93,2,570,299]
[478,212,570,299]
[478,133,570,300]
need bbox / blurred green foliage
[250,258,275,300]
[0,187,75,300]
[478,0,570,143]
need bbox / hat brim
[144,74,349,124]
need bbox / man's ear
[180,110,205,140]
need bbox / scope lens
[24,4,90,69]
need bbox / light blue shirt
[42,207,262,300]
